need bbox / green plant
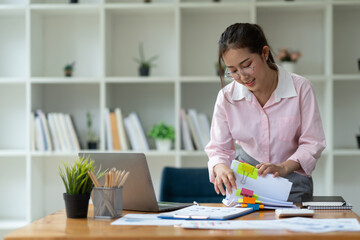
[87,112,98,142]
[58,155,107,195]
[64,61,75,71]
[133,42,159,68]
[147,121,175,140]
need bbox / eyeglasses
[225,60,257,80]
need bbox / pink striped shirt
[205,66,326,183]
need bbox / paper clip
[239,163,255,184]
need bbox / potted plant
[276,48,302,73]
[87,112,98,149]
[133,42,158,77]
[147,121,175,151]
[58,155,107,218]
[64,61,75,77]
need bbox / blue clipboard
[158,205,254,220]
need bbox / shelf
[31,0,100,4]
[30,8,100,78]
[333,4,360,74]
[105,7,176,77]
[105,3,176,13]
[180,2,251,13]
[333,149,360,156]
[256,1,326,11]
[0,0,26,5]
[333,74,360,81]
[180,150,207,157]
[105,77,176,83]
[30,4,99,14]
[0,78,26,84]
[0,150,27,157]
[31,77,101,84]
[180,76,219,83]
[0,220,27,230]
[0,85,26,150]
[0,12,26,78]
[0,157,27,222]
[0,5,26,14]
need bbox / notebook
[158,205,254,220]
[79,152,192,212]
[302,196,346,207]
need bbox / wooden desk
[5,204,360,240]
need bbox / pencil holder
[93,187,123,218]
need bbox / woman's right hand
[213,163,237,196]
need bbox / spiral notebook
[302,196,352,210]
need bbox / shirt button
[264,134,267,137]
[264,151,268,155]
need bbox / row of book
[105,108,212,151]
[31,110,81,152]
[31,107,212,152]
[180,108,211,151]
[104,108,144,151]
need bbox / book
[58,113,72,152]
[65,114,81,151]
[124,116,140,150]
[30,112,36,151]
[115,108,129,150]
[185,114,202,150]
[129,112,149,151]
[188,109,205,149]
[180,109,194,151]
[307,204,353,210]
[34,116,45,151]
[104,108,113,151]
[52,113,67,152]
[47,113,60,151]
[37,110,53,151]
[109,112,121,150]
[302,196,346,207]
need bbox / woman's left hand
[256,160,301,178]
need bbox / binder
[158,205,253,220]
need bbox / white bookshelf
[0,0,360,234]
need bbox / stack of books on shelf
[104,108,148,151]
[180,108,211,151]
[31,110,81,152]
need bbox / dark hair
[218,23,277,91]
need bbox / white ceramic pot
[281,62,295,73]
[155,139,172,151]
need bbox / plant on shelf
[58,155,107,218]
[276,48,302,73]
[133,42,158,77]
[64,61,75,77]
[87,112,99,150]
[147,121,175,151]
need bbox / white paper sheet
[110,214,185,226]
[230,160,292,202]
[181,218,360,233]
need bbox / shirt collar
[231,64,297,102]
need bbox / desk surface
[5,204,360,240]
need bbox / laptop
[79,152,192,212]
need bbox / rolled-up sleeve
[288,82,326,176]
[205,90,236,183]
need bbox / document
[181,218,360,233]
[111,214,185,226]
[158,205,253,220]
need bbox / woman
[205,23,326,203]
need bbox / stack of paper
[223,160,296,210]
